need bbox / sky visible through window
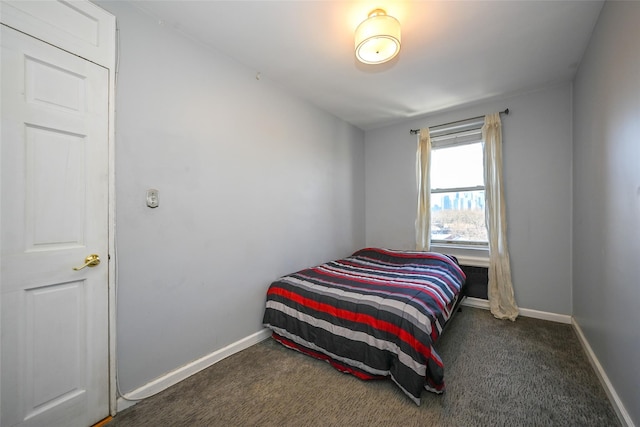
[431,142,484,190]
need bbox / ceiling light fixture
[355,8,401,65]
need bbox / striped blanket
[262,248,466,405]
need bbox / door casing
[0,0,117,418]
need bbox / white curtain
[483,113,519,321]
[415,128,431,251]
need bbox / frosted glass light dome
[355,9,401,65]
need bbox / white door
[1,24,110,427]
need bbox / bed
[262,247,466,405]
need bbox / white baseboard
[461,297,572,324]
[461,296,491,310]
[519,307,571,324]
[116,328,272,413]
[572,319,634,427]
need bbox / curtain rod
[409,108,509,135]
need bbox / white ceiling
[132,1,604,130]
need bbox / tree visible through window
[430,139,487,245]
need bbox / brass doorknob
[72,254,101,271]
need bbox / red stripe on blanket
[267,286,441,367]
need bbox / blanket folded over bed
[262,248,466,405]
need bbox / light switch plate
[146,189,159,208]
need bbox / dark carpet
[109,307,619,427]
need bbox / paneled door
[1,24,109,427]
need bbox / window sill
[430,243,489,268]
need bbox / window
[430,130,487,246]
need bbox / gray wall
[99,2,365,393]
[572,1,640,424]
[365,84,573,315]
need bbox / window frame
[429,130,488,249]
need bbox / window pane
[431,142,484,189]
[431,190,487,243]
